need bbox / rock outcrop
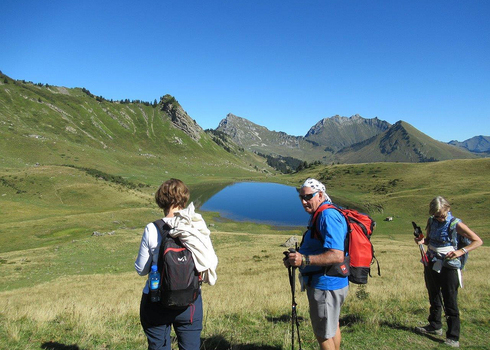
[160,94,203,141]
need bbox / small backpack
[153,220,201,309]
[428,216,470,270]
[307,203,380,284]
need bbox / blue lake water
[199,182,310,227]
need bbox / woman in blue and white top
[414,196,482,348]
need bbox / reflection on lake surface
[198,182,310,227]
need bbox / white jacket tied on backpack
[166,203,218,286]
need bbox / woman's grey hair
[429,196,451,215]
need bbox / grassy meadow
[0,229,489,350]
[1,158,489,349]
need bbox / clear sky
[1,0,489,142]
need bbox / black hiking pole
[412,222,428,266]
[284,246,302,350]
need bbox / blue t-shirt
[299,203,349,291]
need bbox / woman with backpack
[135,178,218,350]
[414,196,482,348]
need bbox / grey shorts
[306,285,349,339]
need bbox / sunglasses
[433,213,447,219]
[299,191,319,201]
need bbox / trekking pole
[412,222,428,266]
[284,246,302,350]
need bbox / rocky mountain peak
[305,114,391,151]
[160,94,202,141]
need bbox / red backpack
[309,203,380,284]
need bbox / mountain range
[216,113,482,170]
[449,136,490,153]
[1,71,487,175]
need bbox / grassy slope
[281,158,490,242]
[337,121,476,163]
[1,158,488,253]
[0,78,274,184]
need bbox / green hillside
[0,73,274,184]
[2,158,488,254]
[337,121,476,163]
[284,158,490,242]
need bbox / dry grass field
[1,228,488,350]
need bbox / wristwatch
[305,255,311,266]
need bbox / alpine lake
[193,182,310,227]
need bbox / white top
[135,203,218,294]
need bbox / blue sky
[1,0,489,142]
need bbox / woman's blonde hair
[429,196,451,216]
[155,178,190,212]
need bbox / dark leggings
[424,263,460,341]
[140,292,203,350]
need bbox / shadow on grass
[201,335,281,350]
[340,313,365,327]
[41,342,81,350]
[380,321,445,344]
[266,313,306,324]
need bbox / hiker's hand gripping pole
[413,221,428,266]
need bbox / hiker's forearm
[287,249,344,268]
[305,249,344,266]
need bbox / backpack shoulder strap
[153,219,177,271]
[153,219,173,237]
[310,203,336,241]
[309,203,348,253]
[426,217,433,238]
[448,217,461,247]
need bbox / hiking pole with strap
[412,222,428,266]
[284,246,302,350]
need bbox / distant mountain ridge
[305,114,391,152]
[216,114,477,165]
[216,113,328,162]
[449,136,490,154]
[336,121,475,163]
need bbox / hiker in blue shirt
[285,178,349,350]
[414,196,482,348]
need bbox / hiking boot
[444,339,460,348]
[415,324,443,336]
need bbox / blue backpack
[429,217,471,270]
